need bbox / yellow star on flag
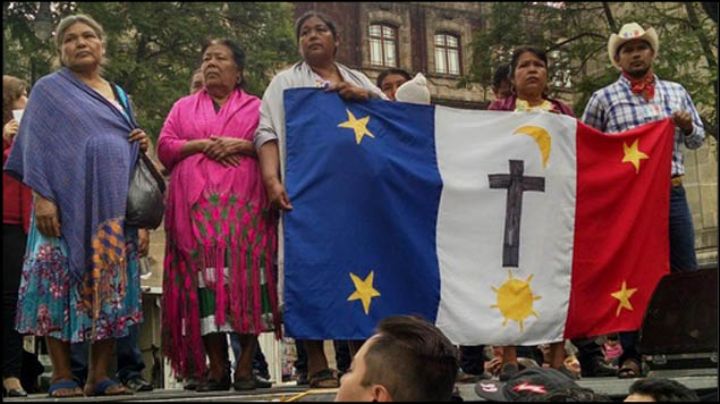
[610,280,638,317]
[338,109,375,145]
[622,139,649,173]
[347,271,381,315]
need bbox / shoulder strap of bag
[110,83,138,128]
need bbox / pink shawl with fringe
[157,88,279,378]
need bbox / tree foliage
[465,2,718,138]
[3,2,295,140]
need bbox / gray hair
[55,14,105,67]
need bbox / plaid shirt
[582,74,705,176]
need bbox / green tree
[3,2,296,140]
[465,2,718,139]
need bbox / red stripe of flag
[565,118,674,339]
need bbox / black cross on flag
[488,160,545,268]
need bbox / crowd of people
[2,9,709,402]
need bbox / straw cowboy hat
[607,22,659,70]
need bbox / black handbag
[126,151,166,229]
[110,82,166,229]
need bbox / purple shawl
[4,68,139,282]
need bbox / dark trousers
[618,185,698,367]
[459,345,485,375]
[333,340,352,373]
[71,324,145,384]
[293,339,352,375]
[2,224,27,380]
[229,334,270,378]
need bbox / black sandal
[196,373,230,392]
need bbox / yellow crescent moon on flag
[513,125,551,168]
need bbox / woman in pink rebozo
[158,38,280,392]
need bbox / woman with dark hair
[2,75,31,398]
[488,46,574,115]
[488,46,574,382]
[254,11,385,389]
[158,38,280,392]
[5,14,150,397]
[376,68,412,100]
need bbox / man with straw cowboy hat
[581,22,706,379]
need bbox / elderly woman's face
[512,51,547,99]
[202,44,241,91]
[61,22,103,72]
[299,16,337,62]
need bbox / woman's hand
[34,193,61,238]
[204,137,255,166]
[327,82,371,102]
[129,128,151,152]
[3,119,19,142]
[138,229,150,257]
[265,178,293,211]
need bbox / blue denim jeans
[668,185,698,272]
[618,184,698,368]
[71,324,145,384]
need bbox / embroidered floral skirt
[15,219,142,343]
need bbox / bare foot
[48,378,84,398]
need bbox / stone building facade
[294,2,490,108]
[292,1,717,265]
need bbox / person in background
[2,75,32,398]
[254,10,385,389]
[159,38,280,392]
[334,315,458,402]
[625,378,699,402]
[488,46,574,381]
[582,22,705,379]
[376,68,411,101]
[474,367,610,402]
[492,63,512,101]
[394,73,431,105]
[4,13,150,397]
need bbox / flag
[283,88,673,345]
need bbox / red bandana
[623,70,655,102]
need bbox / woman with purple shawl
[158,39,280,392]
[3,15,150,397]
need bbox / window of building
[369,24,398,67]
[434,33,461,75]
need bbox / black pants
[459,345,485,375]
[2,224,27,379]
[294,339,353,374]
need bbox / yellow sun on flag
[491,271,542,332]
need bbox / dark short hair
[492,63,511,90]
[376,68,412,88]
[510,46,548,79]
[3,75,28,124]
[629,378,700,402]
[295,11,338,43]
[201,38,245,70]
[361,316,459,401]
